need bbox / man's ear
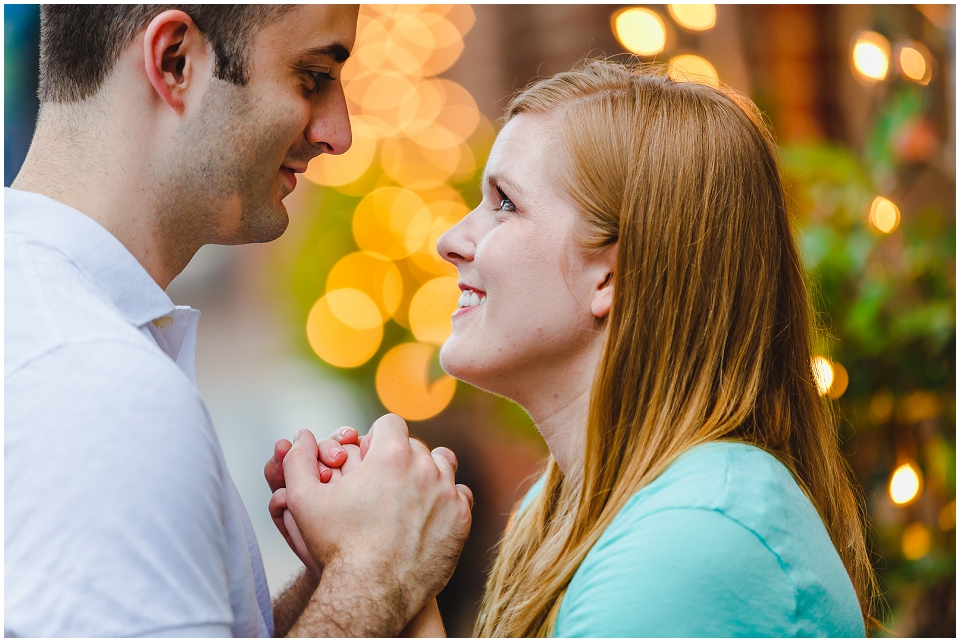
[590,242,617,319]
[143,10,205,115]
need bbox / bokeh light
[940,501,956,531]
[901,523,931,560]
[899,41,932,85]
[827,361,849,399]
[375,342,457,420]
[852,31,891,82]
[869,389,894,424]
[352,187,432,260]
[869,196,900,233]
[326,251,403,320]
[668,4,717,31]
[612,7,667,56]
[409,276,460,346]
[811,356,834,396]
[409,200,469,278]
[889,463,922,505]
[668,54,720,87]
[306,292,383,368]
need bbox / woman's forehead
[485,114,562,190]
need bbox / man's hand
[282,415,473,637]
[264,426,359,492]
[264,426,359,576]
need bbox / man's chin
[222,204,289,245]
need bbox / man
[5,5,472,637]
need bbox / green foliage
[781,88,955,631]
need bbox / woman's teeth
[458,290,486,308]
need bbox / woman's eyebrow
[485,174,524,199]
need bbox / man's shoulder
[5,231,157,376]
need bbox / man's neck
[12,103,190,289]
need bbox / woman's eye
[496,187,516,212]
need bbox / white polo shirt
[4,188,274,637]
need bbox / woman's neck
[511,342,603,482]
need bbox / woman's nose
[437,213,476,265]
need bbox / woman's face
[437,113,613,398]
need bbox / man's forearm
[272,569,320,637]
[287,555,412,637]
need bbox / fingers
[268,487,288,520]
[456,484,474,511]
[282,429,322,494]
[340,443,362,475]
[430,446,458,486]
[264,438,293,493]
[364,414,411,460]
[359,432,373,459]
[331,426,360,446]
[317,438,346,468]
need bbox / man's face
[158,6,357,247]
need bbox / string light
[668,4,716,31]
[852,31,891,82]
[611,7,667,56]
[811,356,834,395]
[869,196,900,233]
[901,523,931,560]
[889,463,922,505]
[940,501,956,531]
[898,41,932,85]
[827,361,849,399]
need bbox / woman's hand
[264,427,360,576]
[400,598,446,637]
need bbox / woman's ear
[590,242,617,319]
[143,10,206,115]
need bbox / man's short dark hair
[39,5,293,103]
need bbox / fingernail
[294,429,306,443]
[320,468,331,482]
[339,427,352,437]
[329,447,343,459]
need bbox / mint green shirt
[523,441,865,637]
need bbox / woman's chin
[440,343,495,392]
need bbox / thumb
[364,414,410,461]
[282,429,321,491]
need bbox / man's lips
[280,164,307,191]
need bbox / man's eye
[308,70,336,90]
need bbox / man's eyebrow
[302,43,351,63]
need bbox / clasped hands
[263,414,473,635]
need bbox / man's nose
[307,82,353,156]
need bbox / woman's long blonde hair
[476,60,878,637]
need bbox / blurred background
[5,4,955,636]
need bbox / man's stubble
[154,78,302,273]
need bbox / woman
[430,60,876,636]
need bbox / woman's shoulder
[625,440,817,526]
[554,441,865,637]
